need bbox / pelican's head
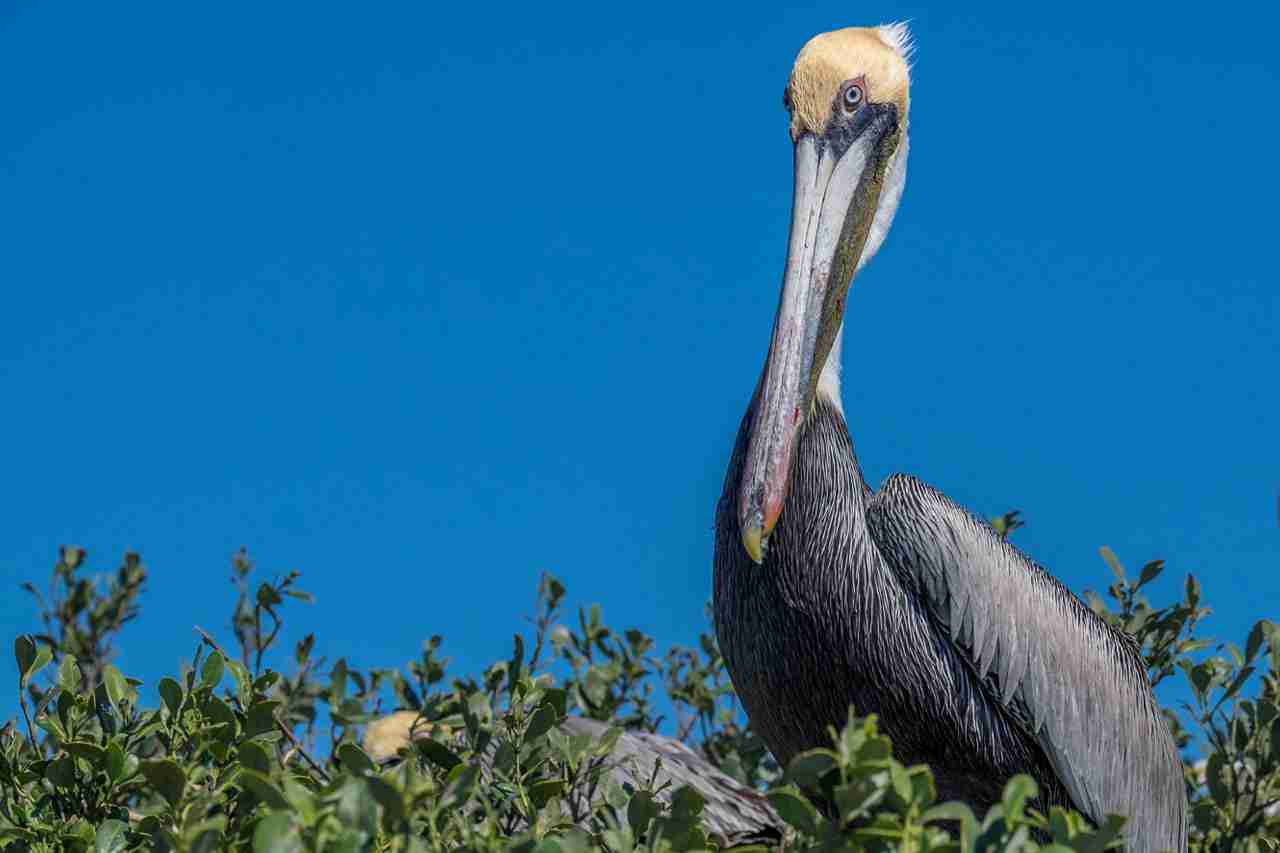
[739,24,912,564]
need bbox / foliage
[2,538,1277,852]
[1086,548,1280,848]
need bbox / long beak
[738,118,896,563]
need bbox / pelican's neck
[816,323,845,413]
[813,128,908,419]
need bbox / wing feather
[867,474,1186,853]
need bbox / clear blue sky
[2,2,1276,724]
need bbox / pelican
[712,25,1187,851]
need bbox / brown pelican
[712,25,1187,851]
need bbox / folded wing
[866,474,1186,853]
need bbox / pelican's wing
[866,474,1186,853]
[560,717,781,845]
[364,712,781,846]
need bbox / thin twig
[193,625,330,782]
[17,688,38,752]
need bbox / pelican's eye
[841,82,864,111]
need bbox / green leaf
[583,666,608,707]
[238,741,272,775]
[14,635,36,680]
[887,763,914,807]
[1099,546,1126,583]
[529,778,565,809]
[201,651,225,689]
[140,758,187,808]
[283,777,318,822]
[334,778,379,837]
[834,776,887,821]
[94,820,128,853]
[94,683,120,733]
[67,821,98,846]
[924,801,977,825]
[106,740,126,782]
[239,769,290,810]
[1001,774,1038,818]
[1047,805,1077,838]
[767,787,818,836]
[337,742,377,775]
[546,726,570,762]
[507,633,525,695]
[256,583,283,608]
[543,687,569,717]
[604,778,629,810]
[567,732,592,764]
[0,829,36,844]
[1267,621,1280,672]
[56,685,75,730]
[58,655,82,693]
[254,671,280,692]
[1221,665,1256,703]
[63,741,107,767]
[1190,663,1213,697]
[1205,753,1229,806]
[525,702,559,741]
[253,813,302,853]
[37,714,68,741]
[1190,801,1218,834]
[33,642,55,674]
[466,691,491,724]
[364,774,407,824]
[442,764,478,809]
[860,736,893,764]
[627,790,660,834]
[204,695,237,734]
[190,830,223,853]
[320,831,364,853]
[415,738,461,771]
[333,697,368,725]
[530,840,566,853]
[226,659,252,702]
[45,754,76,787]
[1137,560,1164,586]
[102,665,128,707]
[1245,620,1268,663]
[23,645,53,688]
[244,700,282,738]
[591,725,622,758]
[158,677,183,715]
[551,830,593,853]
[1232,715,1251,750]
[670,785,705,819]
[787,749,837,788]
[1077,814,1126,850]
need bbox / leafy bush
[2,537,1276,851]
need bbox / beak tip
[742,525,766,564]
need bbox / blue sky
[2,1,1276,730]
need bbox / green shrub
[2,539,1276,851]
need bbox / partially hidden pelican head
[739,24,912,564]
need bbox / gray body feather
[713,395,1187,851]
